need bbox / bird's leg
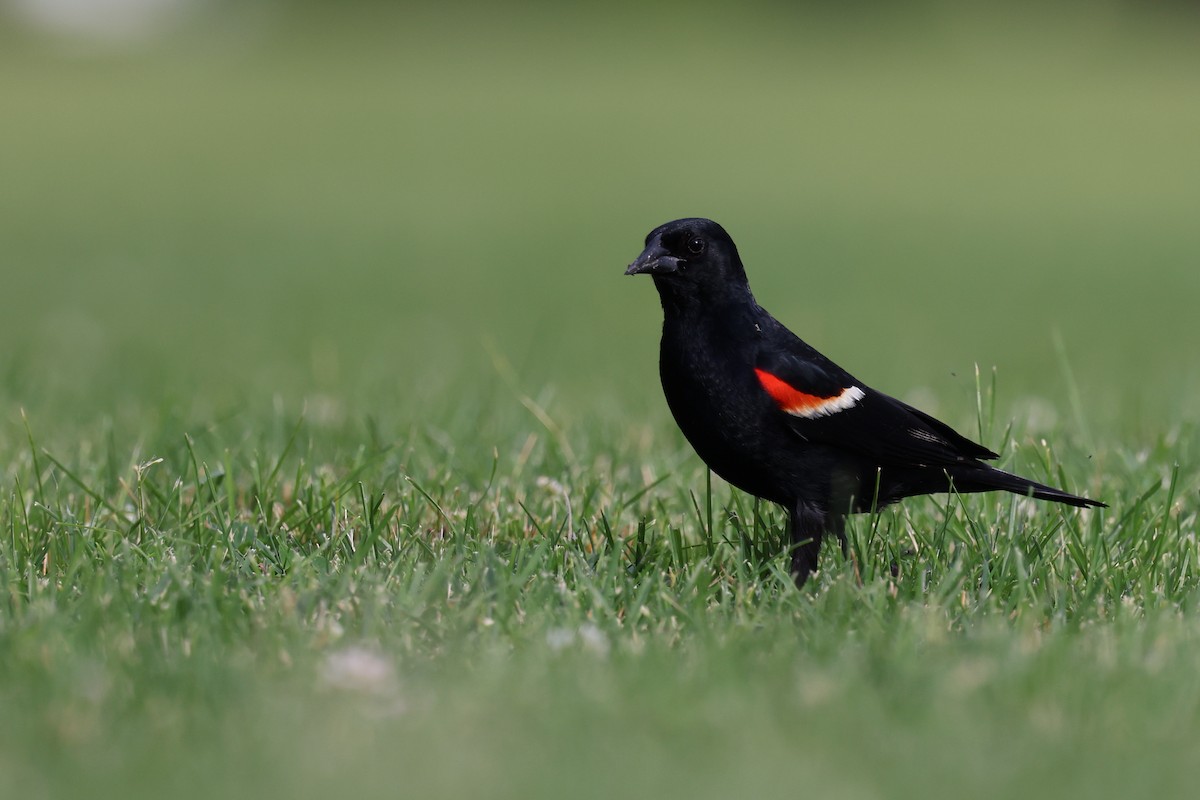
[788,501,829,587]
[822,508,867,585]
[827,466,859,560]
[830,512,863,586]
[832,519,849,558]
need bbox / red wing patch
[754,368,865,419]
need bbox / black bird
[626,218,1103,585]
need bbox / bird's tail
[952,466,1106,509]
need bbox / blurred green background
[3,4,1200,799]
[3,0,1198,441]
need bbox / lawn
[2,3,1199,798]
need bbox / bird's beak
[625,244,681,276]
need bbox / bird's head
[625,218,750,306]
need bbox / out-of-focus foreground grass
[1,2,1199,799]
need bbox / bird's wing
[754,346,999,467]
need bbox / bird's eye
[686,237,706,255]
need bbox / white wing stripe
[785,386,865,419]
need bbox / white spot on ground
[320,646,396,695]
[545,623,610,657]
[8,0,205,43]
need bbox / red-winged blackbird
[627,218,1104,585]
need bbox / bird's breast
[656,319,805,501]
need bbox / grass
[2,3,1200,798]
[2,404,1196,799]
[4,378,1196,799]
